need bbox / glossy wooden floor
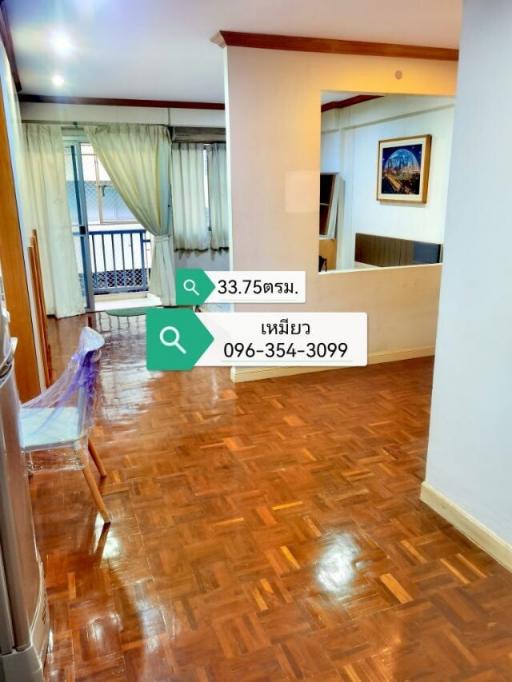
[32,314,512,681]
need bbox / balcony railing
[74,228,152,295]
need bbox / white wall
[321,96,454,269]
[225,47,457,363]
[320,131,342,173]
[20,101,225,127]
[425,0,512,544]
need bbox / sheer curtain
[326,175,342,239]
[23,123,84,318]
[171,143,209,250]
[207,143,230,249]
[85,124,175,305]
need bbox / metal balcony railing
[74,228,152,295]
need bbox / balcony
[74,227,152,296]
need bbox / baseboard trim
[420,482,512,572]
[230,346,434,383]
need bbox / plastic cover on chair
[20,327,105,471]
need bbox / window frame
[80,143,138,227]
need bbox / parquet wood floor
[31,313,512,681]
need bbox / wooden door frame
[0,80,41,400]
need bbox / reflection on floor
[32,314,512,681]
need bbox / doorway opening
[64,141,158,313]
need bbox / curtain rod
[21,120,227,145]
[21,120,227,141]
[22,120,226,129]
[22,120,168,128]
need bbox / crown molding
[321,94,382,113]
[18,94,225,110]
[212,31,459,62]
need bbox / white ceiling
[7,0,462,102]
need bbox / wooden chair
[27,230,52,387]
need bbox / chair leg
[88,438,107,478]
[25,451,34,477]
[80,451,111,524]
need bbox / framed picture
[377,134,432,203]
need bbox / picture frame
[377,134,432,203]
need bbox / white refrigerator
[0,305,48,681]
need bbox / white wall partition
[424,0,512,555]
[224,46,457,372]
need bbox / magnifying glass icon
[159,326,186,354]
[183,279,200,296]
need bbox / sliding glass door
[64,139,152,312]
[64,140,95,312]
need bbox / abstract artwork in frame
[377,134,432,203]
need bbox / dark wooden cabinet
[319,173,340,271]
[319,173,336,235]
[355,233,442,267]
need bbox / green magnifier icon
[183,279,200,297]
[147,308,214,370]
[176,269,215,305]
[159,326,186,354]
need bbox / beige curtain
[171,143,209,250]
[207,143,230,249]
[23,123,84,318]
[85,124,175,305]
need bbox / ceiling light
[51,74,65,87]
[50,31,73,56]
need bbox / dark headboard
[355,233,442,267]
